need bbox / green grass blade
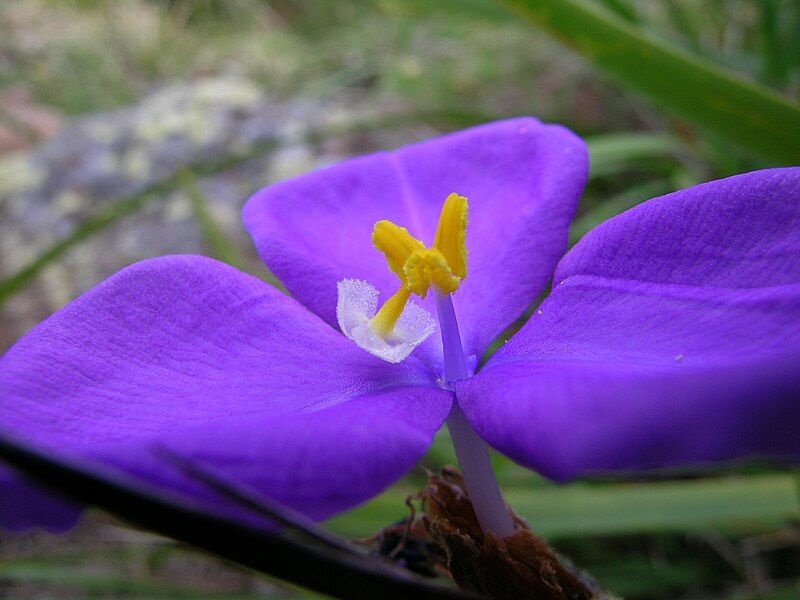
[570,179,674,243]
[181,172,286,291]
[509,474,800,538]
[586,132,683,178]
[327,474,800,539]
[0,562,250,598]
[183,172,250,272]
[596,0,637,23]
[664,0,704,55]
[496,0,800,165]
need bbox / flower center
[371,192,468,331]
[336,193,468,363]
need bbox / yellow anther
[433,193,468,280]
[403,248,460,297]
[372,221,425,286]
[369,286,412,337]
[367,194,469,337]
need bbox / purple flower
[1,118,799,536]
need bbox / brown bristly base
[420,466,620,600]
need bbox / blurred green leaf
[750,585,800,600]
[0,558,332,598]
[759,0,800,87]
[328,474,800,539]
[596,0,637,24]
[664,0,704,55]
[0,544,330,599]
[4,567,166,597]
[570,178,673,243]
[587,132,683,178]
[0,561,248,598]
[511,474,800,538]
[497,0,800,165]
[182,173,242,270]
[586,556,712,598]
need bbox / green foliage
[327,473,800,539]
[587,132,683,178]
[497,0,800,165]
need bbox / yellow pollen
[368,193,469,336]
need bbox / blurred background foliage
[0,0,798,598]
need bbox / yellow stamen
[372,221,425,286]
[368,193,469,337]
[433,193,468,280]
[369,286,411,337]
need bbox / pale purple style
[1,118,799,534]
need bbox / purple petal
[0,465,82,533]
[458,168,800,480]
[244,118,588,370]
[557,168,800,288]
[0,256,451,531]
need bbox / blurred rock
[0,124,28,154]
[0,87,63,156]
[0,87,63,145]
[0,77,428,348]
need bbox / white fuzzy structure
[336,279,435,363]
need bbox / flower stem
[433,291,515,537]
